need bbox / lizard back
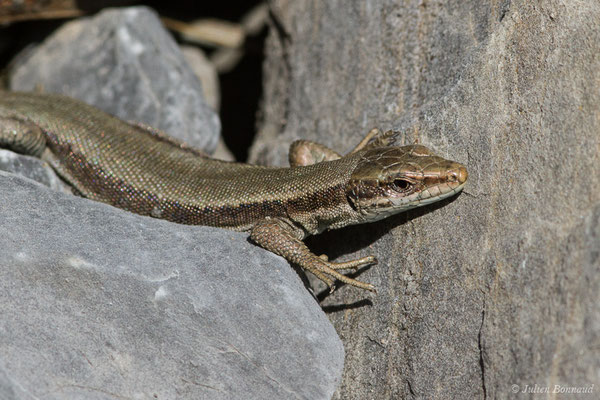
[0,92,361,231]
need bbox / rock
[9,6,220,154]
[0,149,69,192]
[253,1,600,399]
[0,171,344,399]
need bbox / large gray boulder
[0,171,344,399]
[2,6,345,398]
[252,1,600,399]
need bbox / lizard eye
[391,179,411,192]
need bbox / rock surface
[0,171,344,400]
[10,6,220,153]
[0,149,69,192]
[253,1,600,399]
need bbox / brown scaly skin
[0,92,468,292]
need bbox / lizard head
[345,145,468,222]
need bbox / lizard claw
[317,255,378,293]
[370,130,399,148]
[327,255,377,270]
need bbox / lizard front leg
[288,128,398,167]
[250,218,377,292]
[348,128,398,154]
[0,115,47,157]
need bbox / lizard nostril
[447,171,458,182]
[447,165,468,184]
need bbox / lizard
[0,91,468,292]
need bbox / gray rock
[10,6,220,154]
[253,1,600,399]
[0,149,69,192]
[0,171,344,400]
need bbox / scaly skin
[0,92,467,292]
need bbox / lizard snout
[447,164,468,184]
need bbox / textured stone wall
[253,1,600,398]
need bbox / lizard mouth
[354,180,467,222]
